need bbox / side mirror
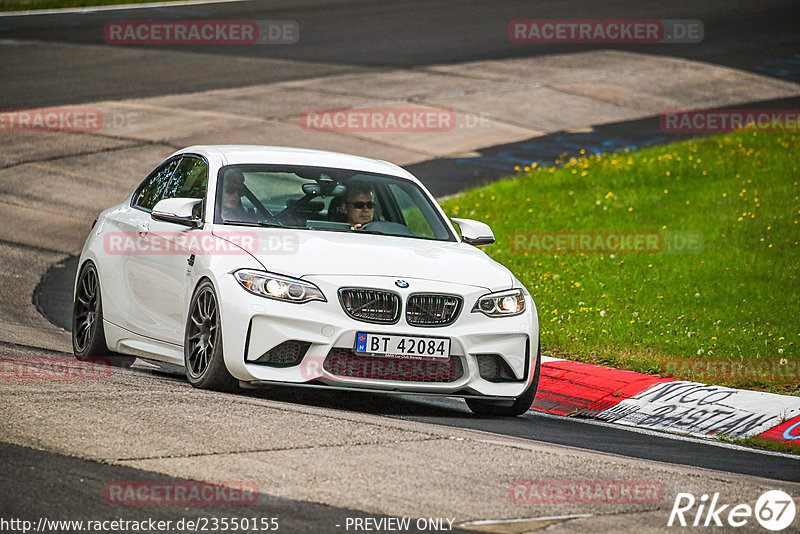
[451,218,495,246]
[151,198,203,229]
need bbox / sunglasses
[349,201,375,209]
[224,185,244,195]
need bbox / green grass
[441,130,800,394]
[718,434,800,455]
[0,0,159,11]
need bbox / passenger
[220,169,254,222]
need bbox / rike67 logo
[668,490,796,531]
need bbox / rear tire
[466,338,541,417]
[184,280,238,391]
[72,262,135,368]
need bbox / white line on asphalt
[0,0,249,17]
[459,513,593,526]
[530,410,800,461]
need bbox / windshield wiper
[306,225,350,233]
[303,224,385,235]
[222,219,261,226]
[257,220,290,228]
[222,220,291,228]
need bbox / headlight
[472,288,525,317]
[235,270,326,304]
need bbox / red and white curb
[533,356,800,445]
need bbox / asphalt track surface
[3,0,800,529]
[35,257,800,484]
[0,440,474,534]
[0,0,798,108]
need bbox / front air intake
[252,340,310,367]
[338,288,401,324]
[406,293,462,326]
[475,354,521,382]
[324,348,464,382]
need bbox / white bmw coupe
[73,146,540,416]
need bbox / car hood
[216,227,514,290]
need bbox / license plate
[355,332,450,360]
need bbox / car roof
[171,145,419,183]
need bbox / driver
[220,168,255,222]
[342,185,375,227]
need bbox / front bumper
[219,274,538,398]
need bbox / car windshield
[214,164,456,241]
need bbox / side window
[132,158,180,211]
[172,156,208,200]
[387,184,435,237]
[132,156,208,212]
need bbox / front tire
[184,280,238,391]
[72,262,135,368]
[466,338,541,417]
